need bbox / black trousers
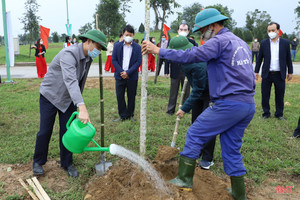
[167,73,190,114]
[33,95,76,167]
[115,79,138,119]
[261,72,285,118]
[252,51,258,63]
[192,97,216,162]
[156,58,168,76]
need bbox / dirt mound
[0,160,69,199]
[84,159,233,200]
[154,145,180,162]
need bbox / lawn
[0,76,299,199]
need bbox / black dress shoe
[33,162,44,175]
[277,116,287,121]
[64,165,78,178]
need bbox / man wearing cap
[32,29,107,178]
[142,8,255,200]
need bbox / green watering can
[62,112,112,154]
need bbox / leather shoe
[277,116,287,121]
[33,162,44,175]
[64,165,79,178]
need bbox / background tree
[60,33,67,42]
[170,12,182,32]
[95,0,127,39]
[78,23,93,35]
[20,0,41,57]
[146,0,180,31]
[245,9,271,41]
[138,23,145,33]
[180,3,203,33]
[243,29,253,43]
[206,4,236,31]
[233,28,244,40]
[295,1,300,30]
[51,32,59,43]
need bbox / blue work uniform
[159,27,256,176]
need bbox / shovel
[95,50,112,176]
[154,77,188,162]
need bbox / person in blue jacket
[168,35,216,170]
[142,8,255,200]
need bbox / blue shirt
[159,28,255,104]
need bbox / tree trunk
[140,0,150,158]
[29,42,31,58]
[154,3,166,84]
[153,5,159,30]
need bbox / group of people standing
[30,7,299,200]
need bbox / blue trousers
[33,94,76,167]
[181,100,255,176]
[291,50,296,61]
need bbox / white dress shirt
[269,38,280,71]
[122,42,133,71]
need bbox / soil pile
[84,159,233,200]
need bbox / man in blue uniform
[142,8,255,200]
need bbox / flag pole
[1,0,13,83]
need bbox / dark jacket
[34,44,46,58]
[180,62,209,113]
[290,40,298,50]
[112,41,142,80]
[255,38,293,80]
[164,61,183,79]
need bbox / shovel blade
[95,161,113,176]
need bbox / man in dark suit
[112,25,142,121]
[255,22,293,120]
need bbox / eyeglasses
[179,28,188,31]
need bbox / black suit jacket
[255,38,293,80]
[112,41,142,80]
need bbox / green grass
[0,31,182,65]
[0,76,300,199]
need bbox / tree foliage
[51,32,59,43]
[20,0,41,43]
[95,0,126,39]
[245,9,271,41]
[79,23,93,35]
[206,4,236,31]
[139,23,145,33]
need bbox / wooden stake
[32,177,51,200]
[18,178,39,200]
[26,178,45,200]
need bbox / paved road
[0,63,300,79]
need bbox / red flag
[200,38,205,45]
[163,24,170,41]
[201,7,204,11]
[278,29,283,37]
[40,25,50,49]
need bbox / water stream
[109,144,172,195]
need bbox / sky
[0,0,299,38]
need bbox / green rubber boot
[168,155,196,191]
[230,176,247,200]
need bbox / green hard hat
[168,35,193,51]
[192,8,229,33]
[79,29,107,51]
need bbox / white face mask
[178,32,188,37]
[254,39,257,42]
[268,32,277,39]
[40,41,43,44]
[124,36,133,43]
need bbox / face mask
[40,41,43,44]
[124,36,133,43]
[202,28,215,42]
[178,32,188,37]
[254,39,257,42]
[152,40,155,42]
[162,38,166,41]
[88,47,101,58]
[268,32,277,39]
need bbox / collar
[270,37,279,44]
[216,27,229,35]
[123,41,133,46]
[79,43,91,62]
